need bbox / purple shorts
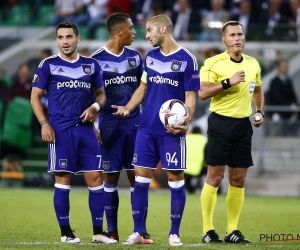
[132,130,186,170]
[100,129,136,172]
[48,123,102,174]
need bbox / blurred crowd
[1,0,300,41]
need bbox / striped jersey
[90,46,143,130]
[140,47,200,136]
[31,53,104,131]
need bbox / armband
[221,78,231,90]
[40,119,49,126]
[256,110,264,118]
[91,102,100,112]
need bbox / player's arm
[252,85,264,127]
[199,70,245,100]
[185,90,197,125]
[81,86,106,123]
[112,81,147,118]
[31,86,55,143]
[94,86,107,110]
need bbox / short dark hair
[56,22,79,37]
[221,21,243,35]
[106,13,130,33]
[148,14,173,32]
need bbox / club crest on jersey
[127,57,137,68]
[132,154,137,163]
[82,64,92,75]
[59,159,67,168]
[171,60,182,72]
[103,161,110,170]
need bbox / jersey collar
[58,53,80,63]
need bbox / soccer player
[199,21,264,243]
[90,13,152,243]
[30,22,117,244]
[112,14,200,246]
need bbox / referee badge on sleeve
[249,81,255,94]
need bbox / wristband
[256,110,264,118]
[91,102,100,112]
[40,119,48,126]
[221,78,231,90]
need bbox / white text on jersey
[149,76,178,86]
[57,80,91,89]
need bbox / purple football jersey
[32,53,104,131]
[140,47,200,136]
[90,46,143,130]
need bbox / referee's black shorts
[206,112,253,168]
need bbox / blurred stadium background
[0,0,300,196]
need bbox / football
[159,99,189,127]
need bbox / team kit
[30,15,263,246]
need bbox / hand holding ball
[254,115,261,122]
[159,99,189,127]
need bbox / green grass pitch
[0,188,300,249]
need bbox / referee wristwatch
[256,110,264,118]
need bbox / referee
[199,21,264,244]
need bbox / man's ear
[221,37,225,46]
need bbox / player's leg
[104,172,120,241]
[123,167,153,245]
[84,171,116,244]
[166,170,185,246]
[77,125,117,244]
[123,131,158,245]
[126,169,135,199]
[49,129,80,243]
[127,168,153,244]
[201,165,224,243]
[160,135,186,246]
[225,118,252,243]
[126,169,135,225]
[54,172,81,243]
[100,129,126,241]
[201,112,230,243]
[124,130,153,244]
[224,167,250,243]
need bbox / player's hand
[111,105,130,118]
[165,124,189,135]
[41,123,55,143]
[252,113,264,127]
[230,70,245,86]
[80,106,98,123]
